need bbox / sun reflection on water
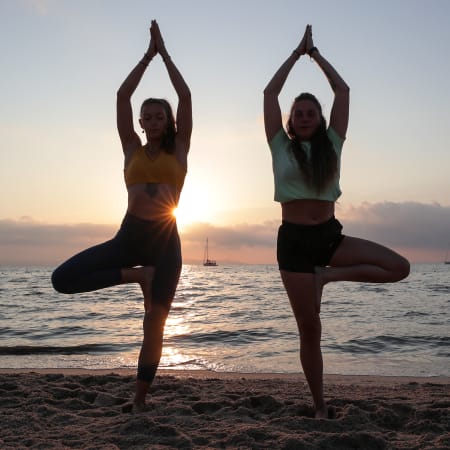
[164,315,190,338]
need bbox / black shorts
[277,217,345,273]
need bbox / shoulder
[123,141,143,168]
[175,133,190,154]
[269,128,290,153]
[122,134,142,156]
[326,127,345,153]
[173,144,188,171]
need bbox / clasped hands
[146,19,169,61]
[294,24,315,57]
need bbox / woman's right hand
[151,20,170,61]
[295,25,310,56]
[305,24,315,55]
[146,23,157,60]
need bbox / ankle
[132,400,148,413]
[314,402,328,418]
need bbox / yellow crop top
[124,146,187,191]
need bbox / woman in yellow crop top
[264,25,410,418]
[52,20,191,412]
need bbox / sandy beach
[0,369,449,449]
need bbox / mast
[203,237,217,266]
[204,238,209,263]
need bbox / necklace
[144,143,160,160]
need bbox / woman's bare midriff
[127,183,179,221]
[281,199,335,224]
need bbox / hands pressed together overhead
[294,24,317,58]
[147,19,170,61]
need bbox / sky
[1,0,450,265]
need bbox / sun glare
[172,202,210,228]
[172,184,216,228]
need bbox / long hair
[140,98,176,153]
[286,93,337,193]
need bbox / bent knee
[392,256,410,281]
[51,268,75,294]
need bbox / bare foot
[121,401,150,414]
[314,266,325,313]
[314,404,335,419]
[132,401,150,413]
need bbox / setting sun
[172,201,211,228]
[172,184,216,228]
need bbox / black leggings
[51,213,182,308]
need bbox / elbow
[180,89,191,102]
[334,83,350,100]
[177,84,191,101]
[344,84,350,101]
[116,87,130,101]
[264,83,281,99]
[178,90,192,108]
[263,88,277,100]
[340,83,350,94]
[116,89,125,100]
[51,267,74,294]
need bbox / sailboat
[203,238,217,266]
[445,244,450,264]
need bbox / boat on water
[445,245,450,264]
[203,238,217,266]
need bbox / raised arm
[152,20,192,153]
[306,27,350,139]
[116,27,157,154]
[263,26,309,142]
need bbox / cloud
[0,201,449,265]
[181,221,278,249]
[338,201,450,250]
[0,218,116,265]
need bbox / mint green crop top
[269,127,344,203]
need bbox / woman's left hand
[151,20,170,60]
[294,25,309,56]
[306,24,315,54]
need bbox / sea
[0,264,449,377]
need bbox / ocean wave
[326,335,449,354]
[0,344,118,355]
[167,328,296,346]
[404,311,429,317]
[426,283,450,293]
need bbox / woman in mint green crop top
[52,21,192,413]
[264,24,410,419]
